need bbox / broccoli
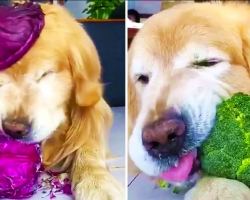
[200,92,250,187]
[157,180,189,194]
[158,180,170,188]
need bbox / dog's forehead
[1,55,62,81]
[131,3,246,72]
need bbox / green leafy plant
[82,0,125,19]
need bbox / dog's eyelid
[193,58,223,67]
[134,72,151,78]
[37,69,55,82]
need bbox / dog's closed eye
[193,58,222,68]
[37,70,54,82]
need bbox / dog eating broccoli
[200,92,250,187]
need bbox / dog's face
[129,2,250,186]
[0,4,102,144]
[0,53,72,143]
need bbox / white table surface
[128,173,186,200]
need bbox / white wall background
[64,1,88,19]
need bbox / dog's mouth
[0,129,37,144]
[159,149,201,182]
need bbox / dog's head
[128,2,250,186]
[0,4,102,144]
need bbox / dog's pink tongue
[160,153,194,181]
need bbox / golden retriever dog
[3,2,124,200]
[128,1,250,200]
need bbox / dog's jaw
[129,89,223,178]
[25,107,66,143]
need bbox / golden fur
[2,3,124,200]
[128,1,250,199]
[185,177,250,200]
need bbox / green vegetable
[158,180,169,188]
[200,93,250,187]
[157,180,188,194]
[172,187,180,194]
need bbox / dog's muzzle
[2,118,31,140]
[142,108,186,159]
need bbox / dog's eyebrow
[23,68,54,80]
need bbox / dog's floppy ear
[68,29,102,107]
[42,98,113,170]
[42,19,110,169]
[40,5,113,171]
[128,47,141,175]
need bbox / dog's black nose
[2,118,30,139]
[142,109,186,158]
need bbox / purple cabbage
[0,135,41,199]
[0,2,45,70]
[0,3,45,198]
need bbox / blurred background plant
[82,0,125,19]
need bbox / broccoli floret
[200,93,250,187]
[172,187,180,194]
[157,180,190,194]
[158,180,170,188]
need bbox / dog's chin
[161,149,202,186]
[16,137,40,144]
[151,147,200,186]
[20,133,52,144]
[6,135,40,144]
[1,131,51,144]
[167,172,201,187]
